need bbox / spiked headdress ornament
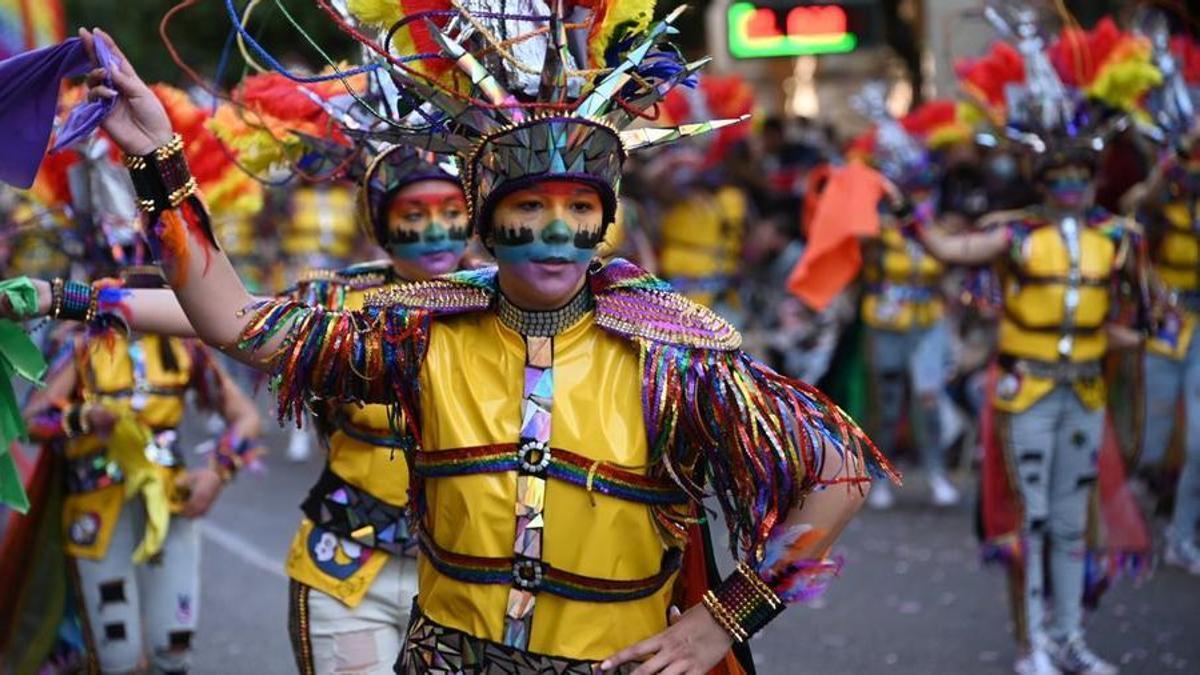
[340,0,747,239]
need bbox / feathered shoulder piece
[364,259,741,349]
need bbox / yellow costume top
[283,262,414,607]
[657,186,746,308]
[1147,198,1200,359]
[59,333,210,559]
[281,185,359,265]
[861,226,945,330]
[992,210,1141,413]
[240,258,887,662]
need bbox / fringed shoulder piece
[591,258,742,351]
[364,266,497,316]
[236,298,432,433]
[289,260,395,309]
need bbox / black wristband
[124,134,196,218]
[703,562,785,643]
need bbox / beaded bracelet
[124,134,197,217]
[50,279,97,322]
[703,562,785,643]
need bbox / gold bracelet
[702,591,747,643]
[50,277,64,319]
[736,562,783,609]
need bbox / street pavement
[190,396,1199,675]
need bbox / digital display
[726,0,880,59]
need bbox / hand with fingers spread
[600,605,732,675]
[77,27,172,156]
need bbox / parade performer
[841,85,970,509]
[53,2,895,669]
[652,75,755,317]
[918,6,1159,674]
[1122,11,1200,575]
[0,126,264,674]
[0,70,473,673]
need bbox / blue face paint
[492,218,597,264]
[385,221,467,260]
[1046,177,1089,206]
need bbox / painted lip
[418,250,459,270]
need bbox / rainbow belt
[418,530,682,604]
[411,444,690,506]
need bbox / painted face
[383,179,468,279]
[490,180,604,305]
[1042,164,1093,209]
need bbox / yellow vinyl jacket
[1146,183,1200,360]
[989,208,1148,413]
[238,255,888,660]
[861,226,945,331]
[278,261,415,606]
[50,332,220,559]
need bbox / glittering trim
[418,532,682,604]
[496,288,593,337]
[413,444,689,506]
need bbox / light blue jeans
[866,321,951,473]
[1002,386,1103,643]
[1143,336,1200,544]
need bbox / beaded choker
[496,288,593,337]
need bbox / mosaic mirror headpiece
[960,1,1163,176]
[850,81,930,188]
[1129,6,1199,149]
[339,0,747,239]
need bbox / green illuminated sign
[727,2,859,59]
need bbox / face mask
[987,155,1018,181]
[1046,176,1090,207]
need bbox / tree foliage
[61,0,356,86]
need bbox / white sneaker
[1014,647,1061,675]
[929,472,961,507]
[867,482,896,510]
[287,429,312,463]
[1164,538,1200,576]
[1050,636,1117,675]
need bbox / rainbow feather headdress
[339,0,747,238]
[956,2,1162,173]
[1129,7,1199,148]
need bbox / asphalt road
[188,393,1199,675]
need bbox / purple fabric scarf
[0,37,116,189]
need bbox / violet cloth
[0,37,116,189]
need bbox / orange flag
[787,161,887,311]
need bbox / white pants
[74,503,200,674]
[290,555,419,675]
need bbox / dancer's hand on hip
[78,27,172,156]
[601,604,733,674]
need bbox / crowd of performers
[0,1,1196,674]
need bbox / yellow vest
[993,212,1132,413]
[62,333,196,559]
[281,186,358,259]
[285,271,413,607]
[1148,200,1200,359]
[861,227,945,330]
[658,186,746,308]
[414,312,673,660]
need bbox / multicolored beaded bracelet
[51,279,97,322]
[703,562,785,643]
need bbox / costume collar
[366,259,742,351]
[496,287,593,338]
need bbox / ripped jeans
[290,554,418,675]
[866,321,951,473]
[1001,386,1103,645]
[1143,344,1200,544]
[73,504,200,674]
